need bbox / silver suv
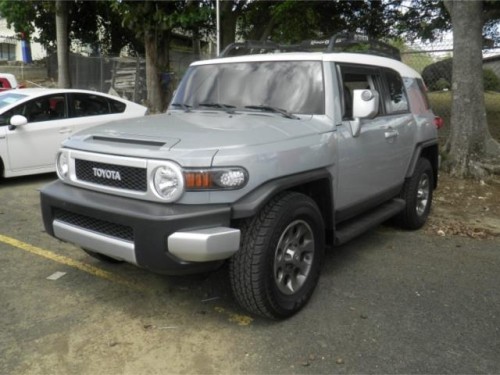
[40,34,441,319]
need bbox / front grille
[55,209,134,242]
[75,159,147,191]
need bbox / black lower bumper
[40,180,232,275]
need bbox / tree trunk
[144,33,164,113]
[220,1,238,51]
[55,0,71,88]
[443,0,500,178]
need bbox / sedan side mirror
[350,89,380,137]
[8,115,28,130]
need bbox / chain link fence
[47,49,204,106]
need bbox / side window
[70,94,110,118]
[0,104,25,125]
[3,94,66,123]
[339,65,382,120]
[384,70,409,114]
[109,98,126,114]
[403,77,429,115]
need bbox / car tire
[398,158,434,230]
[229,191,325,319]
[83,248,124,264]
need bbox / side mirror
[8,115,28,130]
[350,89,380,137]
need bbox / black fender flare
[231,168,333,221]
[405,140,439,189]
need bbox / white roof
[191,51,421,79]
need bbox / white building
[0,18,46,62]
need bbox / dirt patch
[426,173,500,239]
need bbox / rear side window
[385,70,409,114]
[403,77,431,115]
[70,93,110,118]
[109,98,126,113]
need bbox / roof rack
[327,33,401,60]
[219,40,285,57]
[219,33,401,61]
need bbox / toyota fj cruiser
[40,34,442,319]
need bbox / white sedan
[0,88,147,178]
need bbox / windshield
[172,61,325,115]
[0,92,27,110]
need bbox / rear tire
[229,192,325,319]
[397,158,434,230]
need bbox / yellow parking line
[0,234,254,324]
[0,234,142,291]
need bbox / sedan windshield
[172,61,325,115]
[0,92,27,110]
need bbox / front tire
[229,192,325,319]
[398,158,434,230]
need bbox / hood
[63,110,328,159]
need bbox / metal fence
[47,49,202,105]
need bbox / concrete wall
[0,64,47,82]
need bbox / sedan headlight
[56,151,69,180]
[151,162,185,201]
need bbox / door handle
[59,127,72,134]
[384,128,399,139]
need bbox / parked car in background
[0,73,23,91]
[0,88,147,178]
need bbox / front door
[5,94,71,173]
[335,65,414,215]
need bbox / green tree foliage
[0,0,139,54]
[112,1,211,112]
[238,0,406,45]
[0,0,38,40]
[483,68,500,91]
[422,58,453,90]
[398,0,451,41]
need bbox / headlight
[56,151,69,180]
[151,162,184,201]
[184,167,248,190]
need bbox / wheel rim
[416,173,430,216]
[274,219,314,295]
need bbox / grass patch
[428,91,500,143]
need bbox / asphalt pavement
[1,174,499,374]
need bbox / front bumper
[40,180,240,275]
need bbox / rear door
[335,64,414,218]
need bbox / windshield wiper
[170,103,192,112]
[197,102,236,114]
[244,105,299,119]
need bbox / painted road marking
[0,234,142,291]
[0,234,254,325]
